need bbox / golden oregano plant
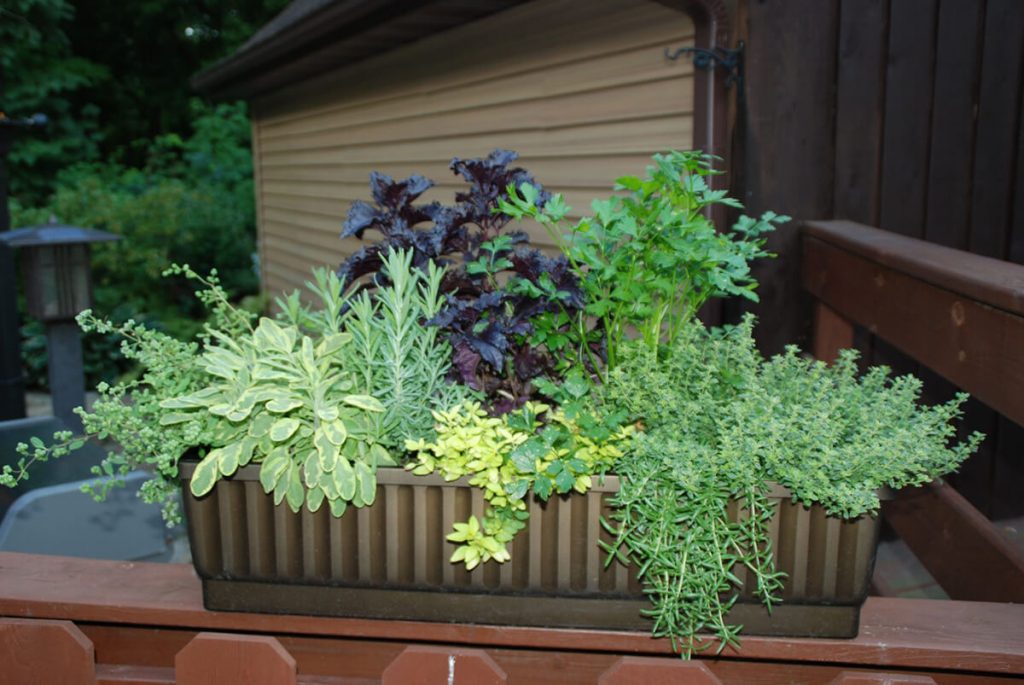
[406,396,634,569]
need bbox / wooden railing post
[812,301,855,364]
[0,618,96,685]
[382,645,507,684]
[175,632,296,685]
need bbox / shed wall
[250,0,696,295]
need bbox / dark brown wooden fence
[736,0,1024,520]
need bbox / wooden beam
[734,0,840,354]
[804,220,1024,316]
[812,302,855,364]
[802,222,1024,426]
[883,480,1024,603]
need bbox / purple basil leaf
[370,172,433,208]
[490,395,522,416]
[513,346,548,379]
[466,323,508,370]
[451,343,482,389]
[341,200,382,239]
[338,244,385,286]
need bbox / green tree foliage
[62,0,288,167]
[4,1,288,386]
[1,0,107,203]
[14,100,260,388]
[3,0,287,202]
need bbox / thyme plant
[1,266,245,523]
[598,317,983,656]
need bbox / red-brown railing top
[1,551,1023,684]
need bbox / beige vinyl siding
[251,0,696,297]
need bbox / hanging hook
[664,41,744,90]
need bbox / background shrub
[12,101,260,388]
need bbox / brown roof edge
[191,0,433,98]
[194,0,733,102]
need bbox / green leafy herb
[501,150,786,373]
[597,316,983,656]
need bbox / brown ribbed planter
[179,463,884,638]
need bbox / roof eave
[192,0,522,101]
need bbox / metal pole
[0,102,28,419]
[45,320,84,432]
[0,58,47,420]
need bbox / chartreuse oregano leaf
[596,315,984,657]
[406,400,633,570]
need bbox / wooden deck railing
[2,220,1024,683]
[1,552,1023,683]
[804,219,1024,604]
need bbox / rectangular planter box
[180,464,883,638]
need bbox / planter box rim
[177,459,893,501]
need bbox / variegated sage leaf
[321,419,347,446]
[342,394,385,413]
[306,485,326,513]
[354,460,376,506]
[270,417,301,442]
[315,429,338,472]
[259,446,290,493]
[189,452,221,497]
[333,456,356,501]
[303,451,322,488]
[285,464,305,513]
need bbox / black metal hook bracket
[665,41,744,90]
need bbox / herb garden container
[181,462,886,638]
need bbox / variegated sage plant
[3,248,469,522]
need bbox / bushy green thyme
[1,266,243,524]
[598,316,983,656]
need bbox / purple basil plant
[338,149,585,414]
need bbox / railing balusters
[175,633,295,685]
